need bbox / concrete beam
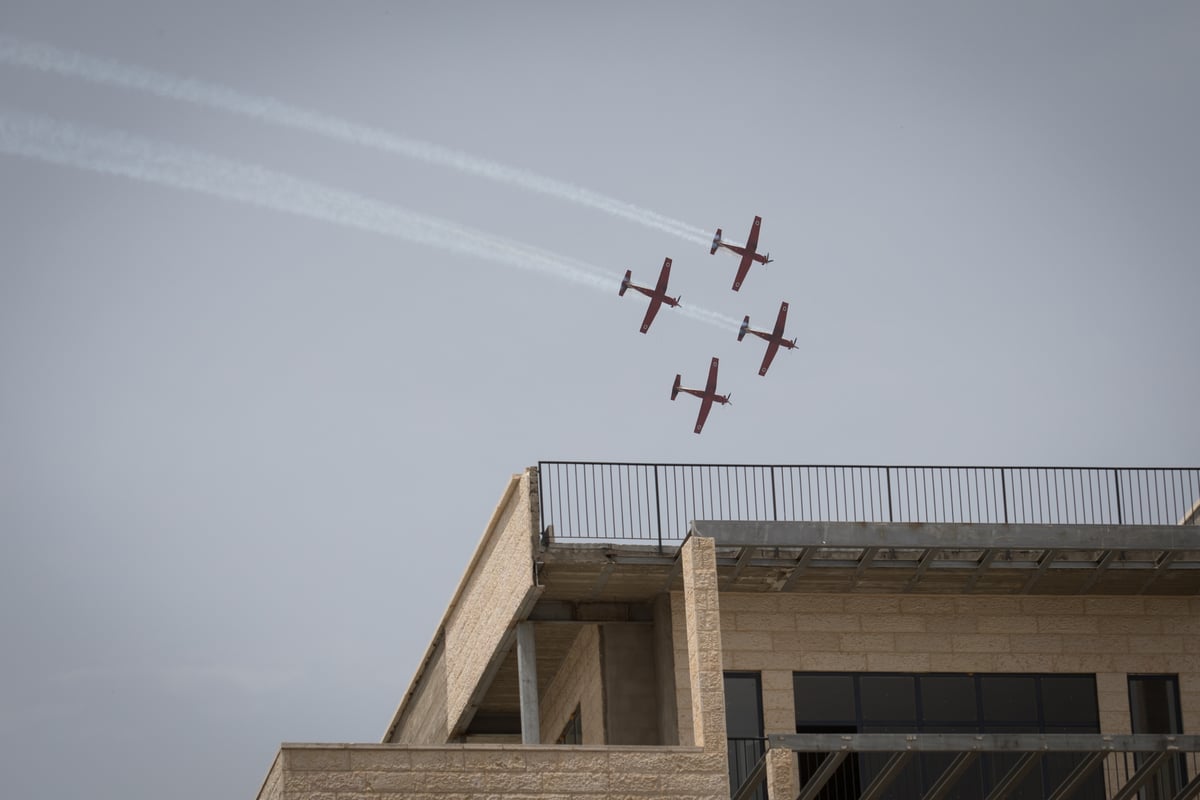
[692,520,1200,551]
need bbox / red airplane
[619,257,681,333]
[710,215,772,291]
[671,357,731,434]
[738,301,798,376]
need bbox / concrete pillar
[517,622,540,744]
[765,746,799,799]
[680,535,728,757]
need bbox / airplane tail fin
[671,374,681,401]
[710,229,722,255]
[619,269,631,296]
[737,316,750,342]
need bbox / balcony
[538,463,1200,547]
[733,733,1200,800]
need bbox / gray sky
[1,2,1197,797]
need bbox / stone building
[257,462,1200,799]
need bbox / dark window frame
[556,704,582,745]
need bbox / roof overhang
[691,520,1200,595]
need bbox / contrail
[0,34,713,245]
[0,109,739,332]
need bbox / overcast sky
[1,2,1198,798]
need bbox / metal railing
[729,737,768,800]
[761,733,1200,800]
[536,462,1200,546]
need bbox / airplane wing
[696,358,720,432]
[654,258,672,294]
[694,396,714,434]
[772,301,789,337]
[744,216,762,254]
[732,252,754,291]
[759,341,781,377]
[639,296,664,333]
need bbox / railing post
[1001,469,1009,524]
[771,466,778,521]
[536,461,546,537]
[1114,468,1124,525]
[654,465,663,553]
[886,468,894,522]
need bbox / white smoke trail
[0,109,739,332]
[0,34,712,245]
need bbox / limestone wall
[539,624,604,745]
[719,592,1200,735]
[602,624,661,745]
[386,471,541,743]
[389,635,448,744]
[264,743,727,799]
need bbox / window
[556,704,581,745]
[794,672,1103,799]
[1129,675,1186,799]
[725,672,765,800]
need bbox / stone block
[1127,635,1184,654]
[283,747,351,771]
[1008,634,1063,653]
[771,631,841,652]
[994,654,1057,671]
[839,633,895,652]
[861,614,925,632]
[1037,616,1099,634]
[794,614,862,633]
[737,611,795,631]
[951,634,1010,653]
[954,596,1021,615]
[930,653,996,671]
[785,595,846,613]
[1062,634,1130,654]
[977,615,1039,634]
[900,596,957,615]
[348,748,413,772]
[800,653,867,671]
[844,596,900,614]
[1084,597,1144,615]
[1021,597,1085,615]
[867,652,931,671]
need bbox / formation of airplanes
[618,215,794,433]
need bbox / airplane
[619,257,681,333]
[671,356,731,434]
[738,301,798,376]
[710,215,772,291]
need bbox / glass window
[920,675,978,723]
[1041,675,1099,726]
[980,675,1038,723]
[725,673,765,800]
[1129,675,1185,800]
[860,675,917,721]
[556,705,581,745]
[724,672,764,738]
[793,674,856,724]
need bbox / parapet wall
[386,470,541,743]
[266,743,727,799]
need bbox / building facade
[257,463,1200,800]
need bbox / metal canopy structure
[689,521,1200,595]
[739,733,1200,800]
